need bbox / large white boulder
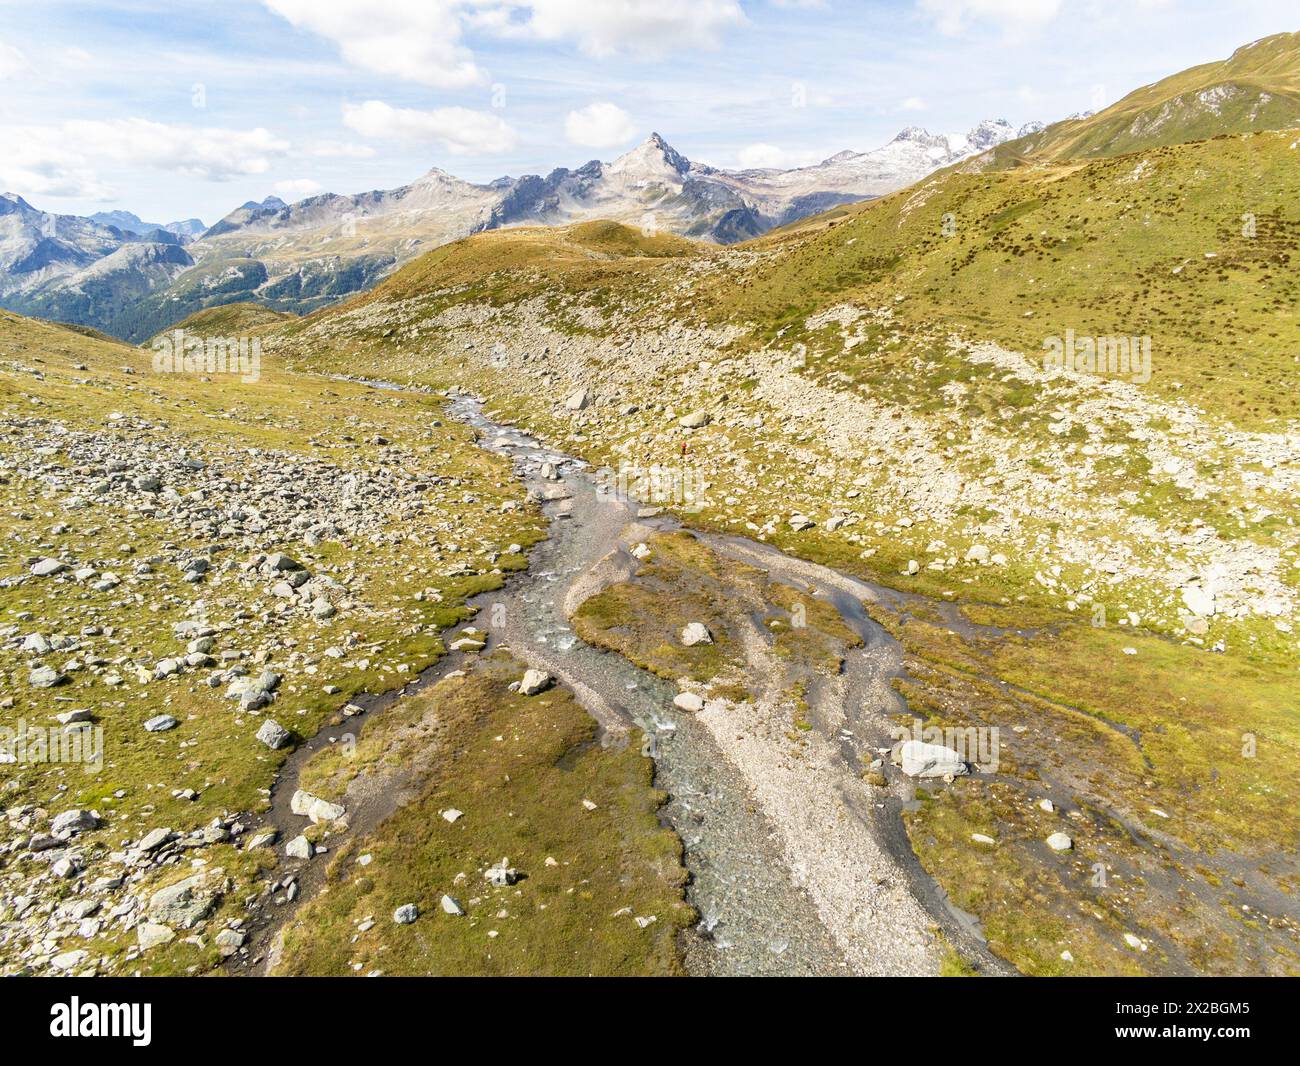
[893,740,968,779]
[680,622,713,647]
[518,669,552,696]
[291,789,346,824]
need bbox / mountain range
[0,120,1033,341]
[4,30,1296,345]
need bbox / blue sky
[0,0,1295,224]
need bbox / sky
[0,0,1295,225]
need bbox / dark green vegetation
[875,598,1300,976]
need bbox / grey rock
[518,668,552,696]
[29,665,67,688]
[285,835,313,860]
[255,719,291,750]
[147,870,222,928]
[51,808,99,834]
[680,622,713,647]
[136,922,175,950]
[214,928,246,956]
[892,739,969,779]
[137,827,174,853]
[290,789,345,823]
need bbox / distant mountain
[0,194,194,326]
[982,31,1300,167]
[744,120,1025,210]
[88,210,206,240]
[0,123,1026,340]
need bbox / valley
[0,26,1297,983]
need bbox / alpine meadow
[0,2,1296,1033]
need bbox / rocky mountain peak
[892,126,947,148]
[609,133,693,180]
[967,118,1015,150]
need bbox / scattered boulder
[440,894,466,916]
[28,665,66,689]
[51,949,89,971]
[214,928,247,957]
[518,669,552,696]
[680,622,713,647]
[244,830,278,851]
[290,789,345,823]
[137,827,174,853]
[1046,832,1074,852]
[51,809,99,835]
[1181,585,1215,617]
[143,714,178,733]
[393,903,419,925]
[136,923,175,951]
[147,869,223,929]
[485,858,519,887]
[678,409,710,429]
[892,740,968,779]
[285,835,313,860]
[255,719,292,750]
[673,692,705,713]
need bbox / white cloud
[917,0,1061,35]
[900,96,927,111]
[274,178,324,199]
[528,0,747,57]
[263,1,747,84]
[0,39,29,79]
[734,143,819,170]
[307,140,377,160]
[264,0,484,88]
[565,102,637,149]
[342,101,518,155]
[736,143,788,169]
[0,119,290,201]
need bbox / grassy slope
[0,310,548,973]
[247,123,1298,977]
[717,130,1300,427]
[144,301,295,344]
[274,654,692,976]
